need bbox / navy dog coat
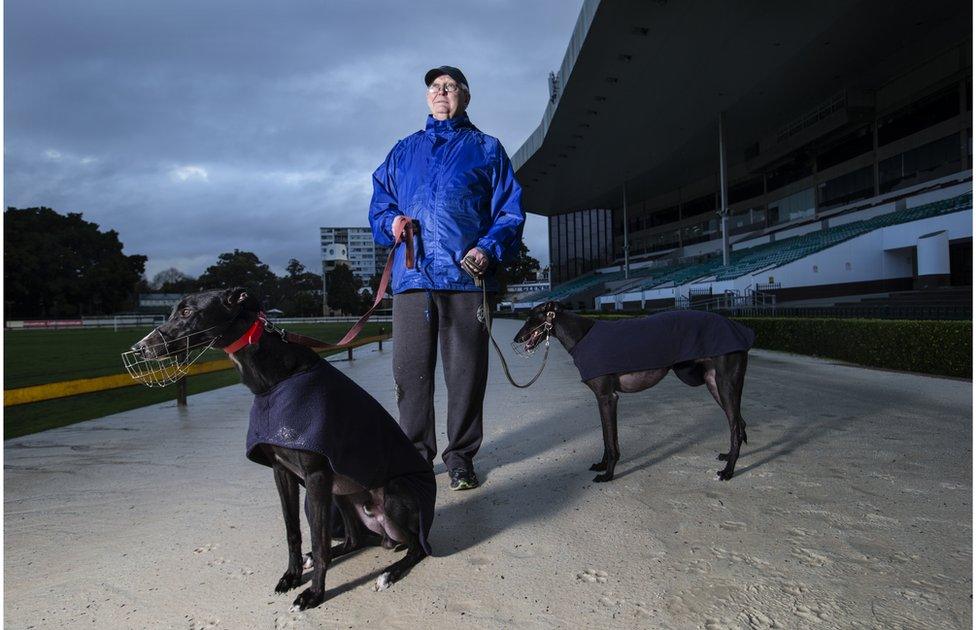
[246,360,436,555]
[569,310,755,386]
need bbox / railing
[271,315,392,324]
[719,304,971,321]
[4,332,392,407]
[5,316,166,331]
[660,287,776,314]
[6,314,395,331]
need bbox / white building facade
[319,227,389,286]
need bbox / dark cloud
[5,0,580,278]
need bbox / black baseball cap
[424,66,469,90]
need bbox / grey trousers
[392,290,490,470]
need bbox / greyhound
[513,301,752,482]
[130,288,434,611]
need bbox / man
[369,65,525,491]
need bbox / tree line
[5,206,542,319]
[150,250,330,317]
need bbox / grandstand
[512,0,972,317]
[515,186,972,312]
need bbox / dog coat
[246,360,435,555]
[569,310,755,386]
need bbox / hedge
[731,317,971,378]
[577,313,971,378]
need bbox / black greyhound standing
[129,288,434,611]
[513,302,753,482]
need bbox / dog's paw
[275,571,302,593]
[289,587,324,611]
[302,554,313,570]
[374,572,392,591]
[715,468,735,481]
[592,473,614,483]
[589,461,607,471]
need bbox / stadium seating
[631,191,972,287]
[711,191,971,281]
[537,191,971,302]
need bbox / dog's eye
[181,308,192,318]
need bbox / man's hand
[461,247,489,279]
[392,215,412,240]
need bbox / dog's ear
[224,287,260,312]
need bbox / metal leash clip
[262,317,288,342]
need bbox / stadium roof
[513,0,971,216]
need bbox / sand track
[5,319,971,629]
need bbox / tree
[284,259,323,293]
[4,207,147,318]
[325,263,362,315]
[358,288,376,314]
[496,242,541,293]
[197,250,281,307]
[151,267,197,293]
[279,258,324,316]
[368,273,384,296]
[284,291,322,317]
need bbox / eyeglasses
[427,82,466,94]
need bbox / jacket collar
[425,112,474,136]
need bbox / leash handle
[332,218,414,347]
[277,220,415,350]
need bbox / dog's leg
[374,543,427,591]
[290,468,333,611]
[703,362,732,462]
[591,383,620,483]
[272,462,304,593]
[589,399,611,473]
[373,480,427,590]
[586,378,613,475]
[733,353,749,447]
[329,495,381,561]
[303,500,382,570]
[713,354,747,481]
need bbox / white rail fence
[5,314,394,331]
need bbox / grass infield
[4,322,390,439]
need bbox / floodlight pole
[719,111,730,266]
[622,181,630,279]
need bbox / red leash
[332,217,414,346]
[224,219,415,353]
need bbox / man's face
[426,74,469,121]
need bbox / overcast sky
[5,0,583,280]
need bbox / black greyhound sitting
[130,288,434,611]
[513,302,753,482]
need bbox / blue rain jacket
[369,113,525,293]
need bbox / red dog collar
[223,313,266,354]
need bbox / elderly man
[369,65,525,491]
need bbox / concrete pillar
[916,230,950,289]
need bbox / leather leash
[239,220,550,391]
[474,274,551,389]
[259,220,416,352]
